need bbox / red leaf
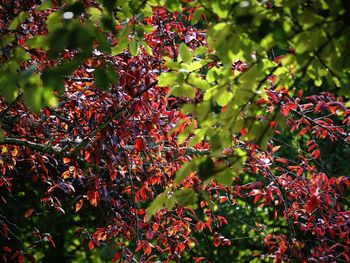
[194,257,206,263]
[205,218,212,233]
[275,157,289,164]
[279,240,288,252]
[306,195,320,213]
[321,193,332,206]
[195,221,205,232]
[329,228,335,239]
[88,240,94,251]
[310,149,320,159]
[240,127,247,136]
[299,127,309,136]
[217,215,228,226]
[241,181,263,190]
[112,250,121,262]
[47,235,56,248]
[84,150,91,162]
[2,246,11,253]
[218,196,228,203]
[254,194,262,204]
[134,137,146,152]
[214,236,221,247]
[135,241,143,252]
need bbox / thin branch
[0,137,63,155]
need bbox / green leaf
[102,0,117,13]
[129,38,139,56]
[174,188,198,208]
[157,72,178,87]
[0,128,3,142]
[146,191,176,221]
[164,58,181,70]
[0,75,17,101]
[215,168,235,185]
[94,63,118,90]
[26,36,48,49]
[181,103,195,114]
[198,157,215,181]
[170,84,195,99]
[87,7,102,22]
[8,12,28,30]
[211,1,229,18]
[191,7,204,25]
[146,193,166,221]
[215,88,233,106]
[42,60,79,92]
[23,85,43,112]
[36,0,53,11]
[193,46,207,56]
[46,12,62,32]
[95,31,111,53]
[141,25,155,33]
[174,161,194,184]
[188,75,210,90]
[165,0,182,12]
[210,133,222,153]
[182,61,205,71]
[111,24,130,55]
[111,38,128,55]
[0,35,15,48]
[179,43,192,63]
[141,40,153,56]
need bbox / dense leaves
[0,0,349,262]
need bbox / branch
[0,137,209,158]
[122,145,209,155]
[0,138,63,155]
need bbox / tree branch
[0,137,63,155]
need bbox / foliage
[0,0,349,262]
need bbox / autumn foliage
[0,1,350,262]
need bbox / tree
[0,0,349,262]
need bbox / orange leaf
[24,208,34,218]
[87,191,99,207]
[63,157,71,164]
[75,199,83,212]
[218,196,228,203]
[272,145,281,153]
[143,243,152,256]
[152,223,159,232]
[194,257,206,263]
[62,170,71,179]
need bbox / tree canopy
[0,0,350,262]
